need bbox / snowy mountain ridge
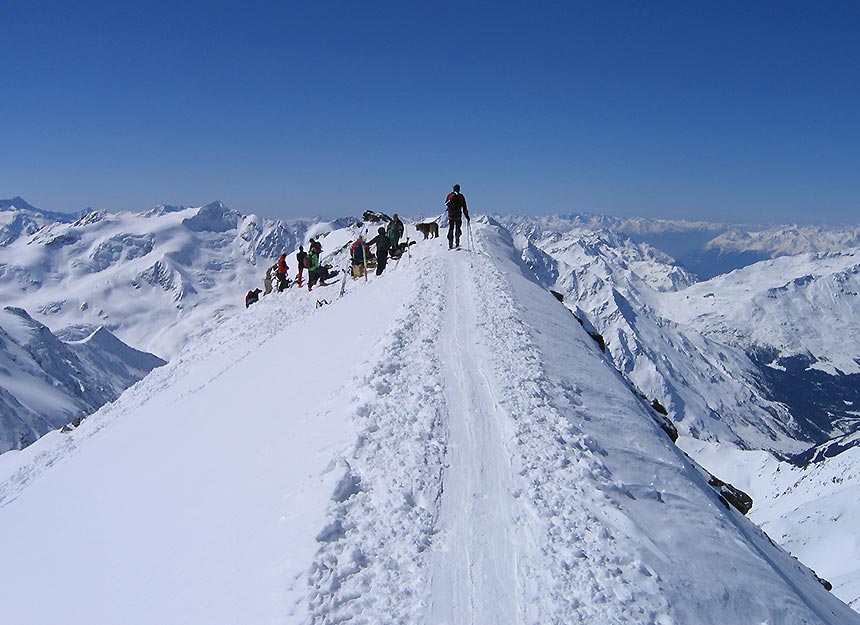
[3,199,860,618]
[0,198,349,453]
[1,219,855,624]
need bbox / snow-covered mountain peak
[181,200,242,233]
[0,196,39,213]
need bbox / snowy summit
[0,216,855,625]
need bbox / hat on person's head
[453,184,460,192]
[378,227,385,234]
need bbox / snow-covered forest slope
[1,219,855,625]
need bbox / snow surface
[680,436,860,612]
[0,306,165,452]
[1,218,855,624]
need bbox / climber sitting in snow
[245,288,262,308]
[306,248,338,292]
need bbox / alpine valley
[1,196,858,623]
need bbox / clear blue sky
[2,1,858,223]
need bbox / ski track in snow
[303,235,670,624]
[428,248,524,625]
[448,239,669,624]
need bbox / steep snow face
[658,249,860,443]
[503,215,860,617]
[0,200,337,359]
[0,307,165,452]
[0,219,855,625]
[505,221,806,455]
[681,436,860,611]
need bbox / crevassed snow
[0,219,855,625]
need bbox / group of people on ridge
[349,213,405,277]
[246,185,469,307]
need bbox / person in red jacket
[445,184,469,249]
[276,253,289,292]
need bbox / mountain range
[1,197,859,621]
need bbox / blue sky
[2,1,858,223]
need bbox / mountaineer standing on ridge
[367,226,391,276]
[445,184,469,249]
[296,246,307,287]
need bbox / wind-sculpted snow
[88,233,155,272]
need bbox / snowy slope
[660,248,860,376]
[502,216,860,616]
[0,196,77,245]
[504,221,807,455]
[682,436,860,611]
[0,306,165,452]
[0,219,854,625]
[0,198,366,453]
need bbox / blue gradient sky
[2,1,858,222]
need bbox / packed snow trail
[428,250,524,625]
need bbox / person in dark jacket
[367,227,391,275]
[296,246,307,287]
[445,184,469,249]
[387,214,404,249]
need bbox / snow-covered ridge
[506,214,860,612]
[0,219,855,624]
